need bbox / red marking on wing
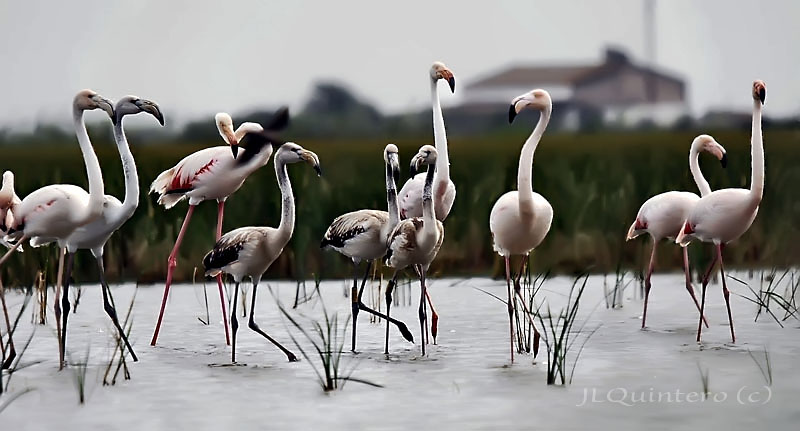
[634,218,648,230]
[168,159,217,191]
[682,222,694,235]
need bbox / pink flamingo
[149,108,288,346]
[626,134,727,328]
[676,80,766,343]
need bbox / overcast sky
[0,0,797,130]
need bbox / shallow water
[2,272,798,430]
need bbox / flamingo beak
[301,150,322,176]
[508,105,518,123]
[720,153,728,168]
[447,76,456,93]
[93,95,116,125]
[758,88,766,105]
[223,127,239,158]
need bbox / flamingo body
[490,190,553,257]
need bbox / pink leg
[151,205,196,346]
[717,244,735,343]
[682,247,709,328]
[504,256,515,364]
[215,200,231,346]
[696,248,719,343]
[425,290,439,345]
[642,242,657,329]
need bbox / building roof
[467,48,684,91]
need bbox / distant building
[462,48,687,130]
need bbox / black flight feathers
[203,240,245,272]
[235,106,291,165]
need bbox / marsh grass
[603,265,632,309]
[697,362,710,400]
[1,287,37,397]
[102,286,136,386]
[67,345,91,404]
[730,269,799,327]
[277,294,381,392]
[534,274,598,385]
[747,346,773,386]
[193,267,210,325]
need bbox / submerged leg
[350,261,360,352]
[696,247,719,343]
[96,256,138,362]
[418,268,427,356]
[214,200,231,346]
[682,247,709,328]
[384,272,399,355]
[642,241,657,329]
[54,247,65,366]
[231,282,240,363]
[60,252,76,369]
[504,256,514,364]
[248,279,298,362]
[151,205,196,346]
[717,244,735,343]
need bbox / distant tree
[294,82,384,138]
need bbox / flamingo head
[278,142,322,177]
[692,134,728,168]
[430,62,456,93]
[509,89,552,123]
[409,145,438,176]
[384,143,401,181]
[115,96,165,126]
[752,80,766,105]
[74,89,116,124]
[215,112,239,159]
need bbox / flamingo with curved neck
[626,135,727,329]
[489,89,552,363]
[203,141,322,363]
[676,80,767,343]
[0,89,114,369]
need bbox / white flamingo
[149,108,288,346]
[0,171,21,250]
[384,145,444,356]
[321,144,414,351]
[398,62,456,220]
[626,134,728,329]
[396,62,455,340]
[203,141,321,363]
[676,80,767,343]
[0,89,114,368]
[49,96,164,363]
[489,89,552,363]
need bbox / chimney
[604,48,629,66]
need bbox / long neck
[689,144,711,197]
[431,80,450,185]
[274,157,295,246]
[112,116,140,219]
[72,108,105,223]
[750,99,764,202]
[517,106,551,217]
[422,164,436,222]
[386,163,399,229]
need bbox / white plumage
[203,142,321,363]
[676,80,767,344]
[626,134,727,329]
[488,89,552,363]
[398,62,456,221]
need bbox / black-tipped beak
[392,164,400,182]
[313,164,322,177]
[140,100,165,126]
[409,161,418,177]
[508,105,517,124]
[448,76,456,93]
[759,88,766,105]
[720,153,728,168]
[231,144,239,159]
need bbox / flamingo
[149,108,288,346]
[488,89,552,364]
[384,145,444,356]
[396,61,455,342]
[0,171,21,249]
[676,80,767,343]
[202,141,321,363]
[626,134,728,329]
[0,89,114,368]
[46,96,164,364]
[320,144,414,352]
